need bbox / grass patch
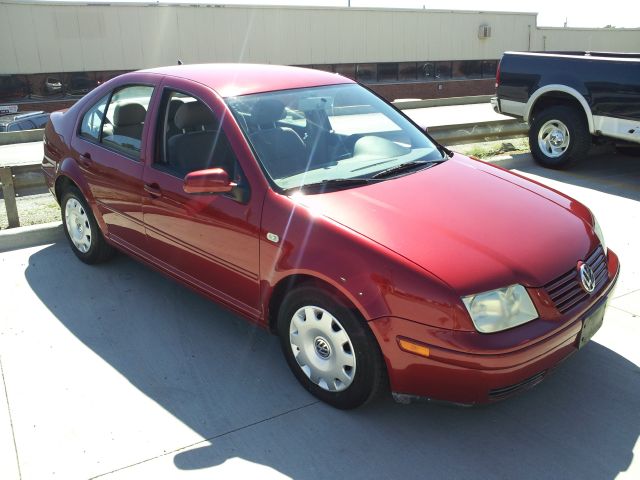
[451,138,530,159]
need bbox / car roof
[139,63,354,97]
[0,111,47,124]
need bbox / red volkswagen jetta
[42,64,619,409]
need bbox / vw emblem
[314,337,331,359]
[578,262,596,293]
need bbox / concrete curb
[0,129,44,146]
[430,119,528,145]
[0,221,63,253]
[393,95,493,109]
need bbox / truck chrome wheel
[538,119,570,158]
[65,197,92,253]
[289,306,356,392]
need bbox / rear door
[71,74,158,250]
[141,77,263,317]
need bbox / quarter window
[80,94,109,141]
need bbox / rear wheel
[61,187,114,264]
[529,105,591,169]
[277,285,386,409]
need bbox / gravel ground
[0,193,61,230]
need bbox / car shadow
[25,242,639,479]
[494,145,640,202]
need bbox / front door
[141,79,262,317]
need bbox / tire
[277,285,386,409]
[61,187,114,264]
[529,105,591,169]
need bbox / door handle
[144,183,162,198]
[79,152,92,168]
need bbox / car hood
[295,155,596,295]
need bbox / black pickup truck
[492,51,640,168]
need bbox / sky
[57,0,640,28]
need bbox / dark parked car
[0,111,50,132]
[492,51,640,168]
[42,64,618,409]
[44,77,63,95]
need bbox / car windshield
[226,83,445,192]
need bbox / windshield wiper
[438,144,454,158]
[284,177,374,194]
[371,159,444,179]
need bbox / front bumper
[369,249,620,405]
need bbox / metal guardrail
[0,163,49,228]
[0,118,528,229]
[429,119,528,145]
[0,128,44,146]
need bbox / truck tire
[529,105,591,169]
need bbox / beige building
[1,1,639,108]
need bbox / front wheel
[529,105,591,169]
[277,286,386,409]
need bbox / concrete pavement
[0,148,639,480]
[405,102,511,127]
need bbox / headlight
[462,284,538,333]
[592,213,607,254]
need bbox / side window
[101,85,154,159]
[80,94,109,142]
[154,90,244,184]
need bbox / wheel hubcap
[289,306,356,392]
[538,119,570,158]
[65,198,92,253]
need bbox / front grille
[543,246,608,314]
[488,370,547,400]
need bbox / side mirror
[183,168,236,194]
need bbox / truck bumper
[491,96,500,114]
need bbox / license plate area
[578,302,607,349]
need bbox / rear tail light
[495,60,501,89]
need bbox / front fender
[260,192,471,331]
[525,84,595,133]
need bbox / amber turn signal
[397,338,430,358]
